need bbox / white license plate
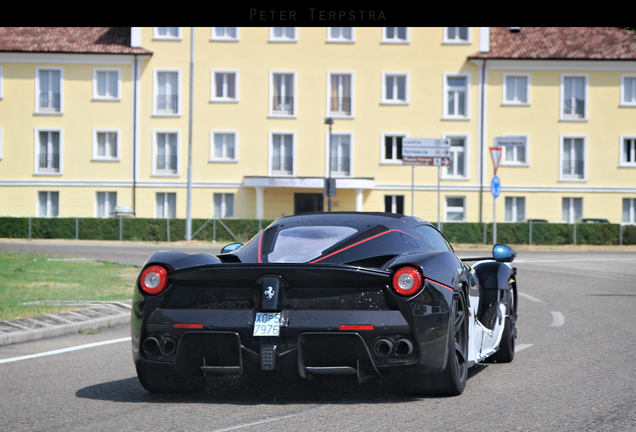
[253,312,281,337]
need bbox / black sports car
[131,212,517,396]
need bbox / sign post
[490,146,502,244]
[402,138,451,228]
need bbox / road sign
[490,147,502,175]
[491,175,501,198]
[402,138,450,166]
[494,136,526,147]
[402,157,451,167]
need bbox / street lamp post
[325,117,334,212]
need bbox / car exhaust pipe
[159,337,177,356]
[373,339,394,358]
[142,337,160,356]
[394,339,414,357]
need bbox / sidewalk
[0,301,131,346]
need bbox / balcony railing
[329,97,351,115]
[39,93,61,111]
[156,155,178,173]
[330,157,350,175]
[271,156,293,174]
[156,94,178,113]
[38,153,60,171]
[272,96,294,114]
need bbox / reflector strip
[174,323,203,329]
[339,324,374,331]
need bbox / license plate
[253,312,281,337]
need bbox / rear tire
[136,363,206,394]
[490,286,516,363]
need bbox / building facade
[1,27,635,224]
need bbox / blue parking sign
[491,176,501,198]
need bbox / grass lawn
[0,251,138,321]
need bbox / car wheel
[136,363,206,394]
[405,290,468,396]
[490,287,516,363]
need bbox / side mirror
[493,244,516,263]
[221,243,243,254]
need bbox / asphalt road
[1,244,635,431]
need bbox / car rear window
[267,226,358,263]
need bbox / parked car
[524,218,549,223]
[576,218,610,223]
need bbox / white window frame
[502,73,530,106]
[505,196,526,222]
[35,67,63,114]
[153,69,181,116]
[269,131,296,176]
[153,27,181,40]
[325,131,353,177]
[623,198,636,223]
[95,191,117,218]
[155,192,177,218]
[269,27,297,42]
[445,196,466,222]
[213,193,235,218]
[153,130,180,176]
[500,134,529,167]
[559,135,587,182]
[443,73,470,120]
[210,27,239,42]
[34,128,62,175]
[326,71,354,118]
[560,74,588,121]
[327,27,354,43]
[620,75,636,107]
[269,71,296,118]
[382,27,409,44]
[562,197,583,223]
[620,135,636,167]
[442,134,469,180]
[38,191,59,218]
[381,132,408,165]
[381,72,409,105]
[93,68,121,101]
[210,69,238,103]
[210,130,238,162]
[384,195,405,214]
[443,27,471,44]
[92,129,120,161]
[0,66,3,100]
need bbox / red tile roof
[0,27,152,55]
[470,27,636,60]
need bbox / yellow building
[1,27,635,225]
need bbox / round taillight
[392,265,424,297]
[139,265,168,295]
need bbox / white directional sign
[402,138,451,166]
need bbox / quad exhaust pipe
[143,336,177,356]
[373,338,414,358]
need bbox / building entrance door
[294,193,324,215]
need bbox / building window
[96,192,117,218]
[211,70,238,102]
[93,130,119,160]
[444,74,469,119]
[384,195,404,214]
[501,135,528,166]
[561,75,587,120]
[38,191,59,217]
[156,193,176,218]
[621,76,636,106]
[36,68,62,113]
[210,131,237,161]
[382,27,408,43]
[446,197,466,222]
[93,69,120,100]
[560,137,586,180]
[623,198,636,223]
[562,197,583,223]
[154,132,179,175]
[621,137,636,166]
[329,133,351,176]
[505,197,526,222]
[269,27,297,42]
[382,73,408,104]
[270,72,295,116]
[443,137,467,179]
[154,70,179,115]
[328,73,353,117]
[214,193,234,218]
[36,130,61,174]
[211,27,238,41]
[444,27,469,43]
[270,133,294,175]
[327,27,353,43]
[503,74,529,105]
[154,27,180,39]
[382,134,404,163]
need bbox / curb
[0,301,131,346]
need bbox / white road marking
[0,337,131,365]
[207,406,329,432]
[515,344,533,352]
[518,292,543,303]
[550,311,565,327]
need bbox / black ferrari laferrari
[131,212,517,396]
